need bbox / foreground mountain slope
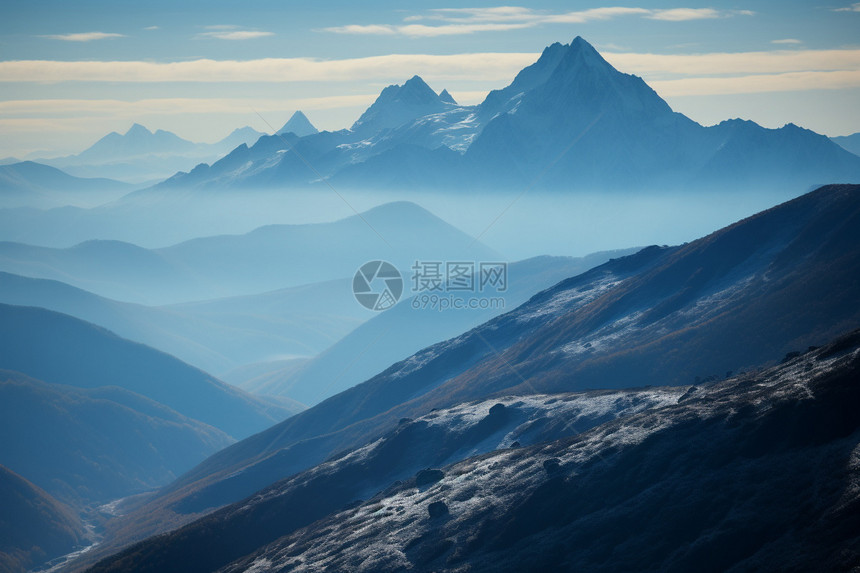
[87,388,687,573]
[0,371,232,506]
[107,184,859,533]
[217,331,860,573]
[0,304,293,439]
[0,465,87,573]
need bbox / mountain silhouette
[276,111,318,137]
[0,303,293,439]
[142,37,860,194]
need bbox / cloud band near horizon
[1,49,859,97]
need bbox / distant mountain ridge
[150,37,860,193]
[832,132,860,156]
[0,201,499,304]
[276,111,318,137]
[0,303,294,439]
[0,271,366,375]
[0,161,133,209]
[34,123,266,183]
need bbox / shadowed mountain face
[0,465,86,573]
[215,333,860,573]
[87,331,860,573]
[0,271,365,375]
[80,184,860,563]
[0,371,232,506]
[85,389,687,573]
[145,37,860,194]
[0,304,294,440]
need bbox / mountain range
[0,161,133,209]
[3,35,859,573]
[832,132,860,157]
[0,201,498,304]
[33,123,269,184]
[67,183,860,571]
[151,37,860,194]
[0,271,367,375]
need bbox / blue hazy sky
[1,0,859,157]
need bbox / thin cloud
[0,53,538,83]
[324,22,535,36]
[0,95,379,117]
[40,32,124,42]
[144,26,160,31]
[393,23,535,37]
[651,70,860,96]
[324,6,752,36]
[198,30,274,40]
[3,48,859,97]
[647,8,720,21]
[772,39,802,44]
[834,2,860,11]
[603,49,860,76]
[413,7,539,23]
[325,24,397,35]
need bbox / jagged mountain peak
[351,75,452,134]
[477,38,577,119]
[558,35,615,71]
[439,89,457,104]
[125,123,152,137]
[380,75,441,105]
[277,111,319,137]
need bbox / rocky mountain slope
[72,184,860,569]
